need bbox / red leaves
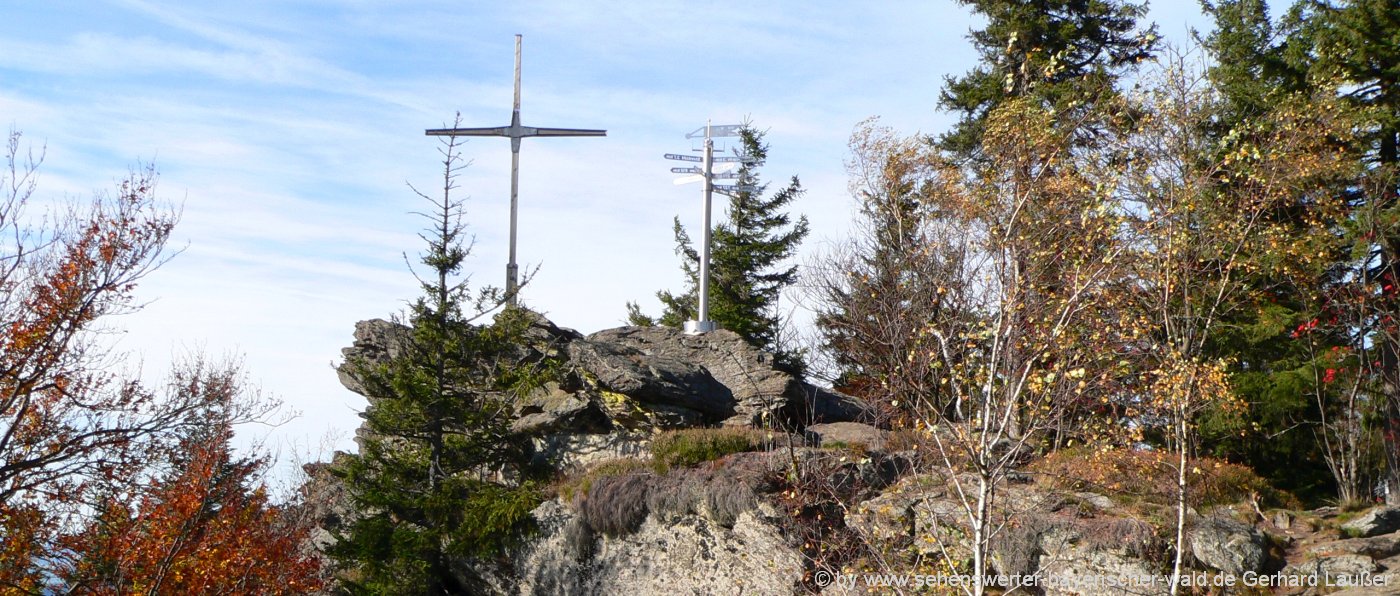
[59,414,322,594]
[1289,318,1319,338]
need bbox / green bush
[650,427,766,471]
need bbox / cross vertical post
[426,34,606,305]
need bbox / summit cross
[426,34,606,305]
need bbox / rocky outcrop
[335,318,411,397]
[332,313,1400,595]
[1343,506,1400,538]
[514,499,804,596]
[339,316,871,436]
[336,315,874,471]
[567,328,739,421]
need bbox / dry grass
[555,458,651,503]
[650,427,769,471]
[568,451,777,538]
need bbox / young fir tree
[811,119,962,423]
[330,126,540,594]
[937,0,1158,160]
[628,124,810,374]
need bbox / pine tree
[937,0,1157,159]
[330,123,540,594]
[629,124,810,373]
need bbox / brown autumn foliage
[1,129,181,591]
[0,131,320,593]
[56,361,322,595]
[1030,446,1296,509]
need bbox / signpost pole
[668,122,741,335]
[694,125,716,334]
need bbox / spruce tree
[628,124,810,374]
[937,0,1157,159]
[330,125,540,594]
[1194,0,1400,502]
[1306,0,1400,501]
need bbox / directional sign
[674,174,704,185]
[664,153,702,162]
[710,172,741,180]
[686,124,742,139]
[712,156,757,164]
[671,167,703,174]
[714,184,760,194]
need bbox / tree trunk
[1169,405,1189,596]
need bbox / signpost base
[683,320,717,335]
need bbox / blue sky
[1,1,1208,475]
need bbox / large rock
[792,383,876,425]
[1309,531,1400,560]
[1344,507,1400,538]
[574,326,800,427]
[847,475,1163,596]
[514,499,804,596]
[1286,553,1380,582]
[512,382,609,435]
[568,328,736,420]
[804,422,887,451]
[532,432,652,471]
[1036,527,1167,596]
[1190,516,1271,576]
[336,318,410,397]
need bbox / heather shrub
[579,471,654,536]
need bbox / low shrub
[1030,446,1297,509]
[650,427,767,471]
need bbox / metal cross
[426,34,606,305]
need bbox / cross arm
[425,126,510,137]
[530,127,607,137]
